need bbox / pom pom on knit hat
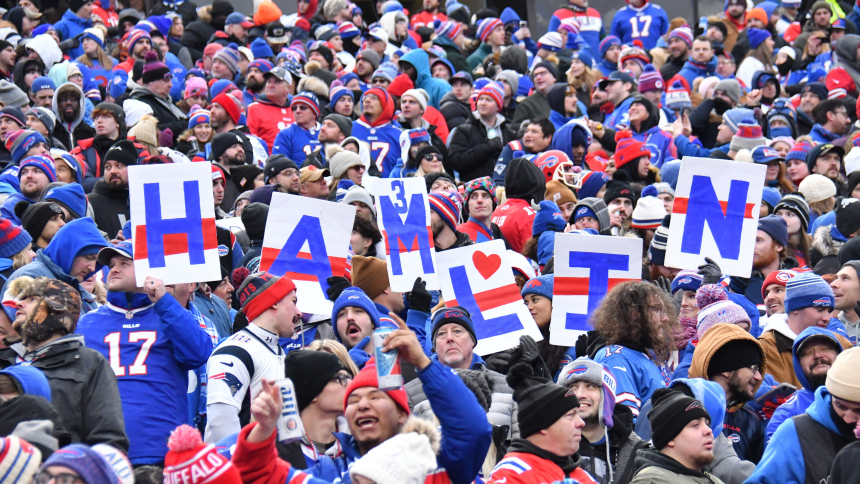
[141,50,171,84]
[730,117,766,152]
[695,284,750,338]
[164,425,242,484]
[696,284,727,309]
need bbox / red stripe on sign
[555,277,634,296]
[202,218,218,250]
[672,198,755,218]
[260,246,278,272]
[297,251,312,260]
[164,233,189,256]
[382,227,435,255]
[134,225,148,260]
[447,284,522,312]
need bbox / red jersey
[411,10,447,28]
[247,101,294,151]
[492,198,535,254]
[486,452,599,484]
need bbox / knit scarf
[687,59,711,72]
[726,11,745,30]
[675,317,698,350]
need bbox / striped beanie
[213,43,241,74]
[291,91,320,118]
[477,17,502,42]
[648,223,670,265]
[0,216,32,258]
[0,436,41,483]
[5,129,46,165]
[631,195,666,229]
[81,27,105,49]
[667,26,693,48]
[665,80,692,110]
[537,32,564,52]
[478,81,505,110]
[671,270,703,295]
[248,59,273,74]
[522,274,554,300]
[338,21,361,39]
[435,20,462,41]
[785,272,834,313]
[774,193,810,232]
[599,35,621,60]
[638,64,664,93]
[19,154,57,182]
[188,106,211,129]
[785,141,813,164]
[695,284,751,338]
[330,85,354,106]
[559,18,580,36]
[429,191,462,231]
[730,117,766,152]
[126,28,151,53]
[237,272,297,321]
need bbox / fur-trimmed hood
[401,416,441,454]
[812,225,844,257]
[196,4,211,23]
[297,74,330,100]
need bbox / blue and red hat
[428,191,462,231]
[188,107,211,130]
[291,91,320,118]
[248,59,273,74]
[19,155,56,183]
[430,306,476,347]
[0,217,31,259]
[521,274,554,300]
[476,17,502,42]
[671,270,704,295]
[237,272,297,322]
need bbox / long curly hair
[591,281,679,364]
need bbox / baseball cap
[225,12,254,28]
[449,71,473,86]
[299,166,330,183]
[598,70,637,89]
[263,66,292,84]
[97,240,134,266]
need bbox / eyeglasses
[35,471,83,484]
[331,373,353,386]
[422,153,442,162]
[746,364,761,374]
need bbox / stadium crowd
[2,0,860,482]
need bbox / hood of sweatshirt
[792,326,844,392]
[44,217,108,275]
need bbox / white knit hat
[122,99,153,129]
[401,89,428,112]
[826,347,860,403]
[326,144,364,178]
[798,174,837,203]
[349,430,438,484]
[631,196,667,229]
[845,147,860,175]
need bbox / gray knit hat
[714,78,741,104]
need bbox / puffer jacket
[181,5,217,61]
[406,353,519,439]
[13,334,128,451]
[765,327,845,444]
[440,91,471,132]
[630,449,725,484]
[448,112,514,182]
[399,49,452,109]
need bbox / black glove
[518,335,540,363]
[484,350,514,374]
[698,257,723,285]
[325,276,351,302]
[713,97,731,115]
[653,276,672,295]
[407,277,432,313]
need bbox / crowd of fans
[1,0,860,482]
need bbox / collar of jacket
[23,334,85,364]
[507,438,583,474]
[634,448,712,479]
[106,291,154,314]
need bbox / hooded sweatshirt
[765,327,844,444]
[52,83,95,151]
[491,158,545,253]
[832,34,860,91]
[352,88,402,177]
[399,49,452,109]
[54,10,93,59]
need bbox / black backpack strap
[792,414,853,484]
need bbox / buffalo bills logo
[762,147,779,157]
[727,434,740,443]
[443,310,464,319]
[564,366,589,380]
[22,136,36,152]
[576,207,589,216]
[677,277,692,284]
[525,280,542,289]
[813,298,832,306]
[217,245,229,256]
[535,155,560,170]
[620,189,631,195]
[685,401,704,411]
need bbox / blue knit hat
[532,200,566,236]
[522,274,554,300]
[80,28,105,49]
[430,306,476,347]
[747,28,770,49]
[761,187,782,211]
[44,183,88,219]
[723,108,755,133]
[785,272,835,312]
[30,76,55,94]
[0,366,51,401]
[329,86,354,107]
[571,49,594,69]
[7,130,46,165]
[331,287,381,342]
[429,191,462,231]
[671,270,703,295]
[578,171,609,199]
[537,231,555,266]
[248,59,273,74]
[599,35,621,60]
[757,214,789,248]
[41,445,121,484]
[250,37,275,59]
[573,204,596,222]
[0,216,31,259]
[19,155,56,182]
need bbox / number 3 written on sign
[104,331,157,377]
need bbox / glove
[653,276,672,295]
[697,257,723,285]
[407,277,432,314]
[325,276,351,302]
[761,395,790,420]
[518,335,540,364]
[484,350,514,374]
[712,97,731,115]
[348,336,372,368]
[159,128,174,149]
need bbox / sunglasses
[422,152,442,161]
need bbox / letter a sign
[260,193,356,315]
[129,163,221,286]
[374,178,439,291]
[665,157,766,277]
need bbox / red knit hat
[344,357,410,415]
[209,92,241,125]
[163,425,241,484]
[236,272,297,322]
[613,130,650,169]
[761,269,796,300]
[388,74,414,98]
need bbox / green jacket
[467,42,493,70]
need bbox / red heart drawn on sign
[472,251,501,280]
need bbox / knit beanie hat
[291,91,321,119]
[41,444,121,484]
[557,358,617,429]
[476,17,502,42]
[578,171,609,199]
[665,80,692,110]
[730,118,767,152]
[0,217,31,259]
[19,154,57,182]
[536,32,564,52]
[236,272,297,321]
[240,203,268,241]
[213,43,241,75]
[668,26,694,48]
[761,269,796,300]
[695,284,751,338]
[798,174,837,203]
[603,172,636,205]
[344,356,410,415]
[614,130,650,169]
[351,255,390,300]
[17,201,62,242]
[599,35,621,60]
[507,363,580,437]
[349,430,438,484]
[532,200,566,236]
[210,92,242,125]
[825,347,860,403]
[774,193,810,232]
[785,272,834,313]
[104,139,140,168]
[141,51,171,84]
[430,306,477,348]
[638,65,664,93]
[647,387,710,450]
[747,28,771,49]
[429,192,461,231]
[341,185,376,218]
[722,108,754,134]
[521,274,553,300]
[757,214,789,248]
[544,180,575,207]
[26,107,55,134]
[464,176,498,210]
[250,37,275,60]
[836,197,860,237]
[188,106,211,130]
[671,270,703,295]
[6,130,46,165]
[649,220,671,265]
[163,425,241,484]
[631,195,666,229]
[0,436,41,483]
[285,350,346,410]
[714,79,742,104]
[44,183,87,219]
[806,142,844,173]
[327,145,363,179]
[702,329,763,377]
[477,81,505,110]
[331,287,381,337]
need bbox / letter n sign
[665,157,766,278]
[129,163,221,286]
[374,178,440,291]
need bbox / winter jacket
[72,135,145,192]
[677,57,718,89]
[747,387,856,484]
[87,179,129,239]
[448,112,514,182]
[467,42,493,71]
[511,90,551,128]
[149,0,198,26]
[605,96,636,132]
[457,218,507,245]
[400,50,452,109]
[191,288,233,340]
[433,35,470,74]
[0,192,35,224]
[578,405,649,484]
[765,327,845,444]
[809,123,842,144]
[594,342,671,421]
[630,449,725,484]
[492,198,535,255]
[631,126,676,169]
[15,334,128,451]
[233,359,492,484]
[758,314,853,388]
[52,83,95,151]
[440,92,471,134]
[661,55,687,81]
[247,100,294,150]
[487,439,599,484]
[406,352,519,439]
[688,99,722,149]
[129,86,187,145]
[54,10,92,59]
[181,7,217,61]
[830,439,860,484]
[77,291,213,464]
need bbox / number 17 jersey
[610,3,669,51]
[352,119,403,178]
